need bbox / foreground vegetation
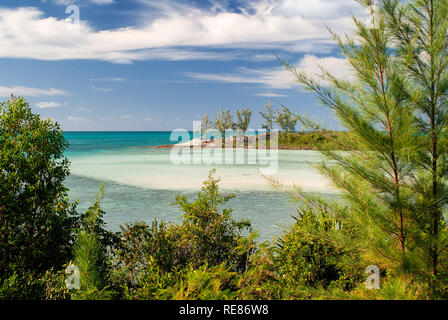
[0,97,446,300]
[277,131,353,151]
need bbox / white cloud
[255,91,287,97]
[36,101,63,108]
[0,85,67,97]
[0,2,358,63]
[111,48,251,62]
[273,0,358,19]
[89,0,114,5]
[185,54,353,89]
[296,54,354,82]
[50,0,114,5]
[90,85,112,92]
[50,0,76,5]
[67,116,88,121]
[89,77,124,82]
[185,67,295,89]
[120,115,132,119]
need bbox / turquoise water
[64,132,335,242]
[64,131,178,155]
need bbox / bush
[277,131,354,150]
[108,220,179,297]
[0,97,79,298]
[171,169,252,271]
[71,185,118,300]
[109,169,254,299]
[162,263,237,300]
[0,268,70,300]
[276,212,338,288]
[275,207,360,295]
[235,235,280,300]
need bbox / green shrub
[71,185,118,300]
[276,211,339,288]
[171,169,252,271]
[277,131,354,150]
[275,205,363,297]
[109,169,254,299]
[0,97,79,298]
[0,272,46,300]
[108,220,179,297]
[235,234,280,300]
[0,268,70,300]
[159,263,237,300]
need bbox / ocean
[64,131,335,242]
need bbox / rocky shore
[152,133,315,151]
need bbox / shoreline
[153,144,316,151]
[148,130,352,151]
[151,133,318,151]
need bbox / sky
[0,0,364,131]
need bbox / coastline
[152,133,319,151]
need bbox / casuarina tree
[287,0,448,294]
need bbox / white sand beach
[69,148,337,193]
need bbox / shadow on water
[65,174,334,243]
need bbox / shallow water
[64,132,336,242]
[66,175,314,242]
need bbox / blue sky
[0,0,362,131]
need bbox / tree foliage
[0,97,78,285]
[286,0,448,295]
[214,108,233,138]
[233,107,252,133]
[108,170,255,299]
[259,101,276,132]
[382,0,448,293]
[201,113,211,135]
[72,185,117,299]
[274,106,298,133]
